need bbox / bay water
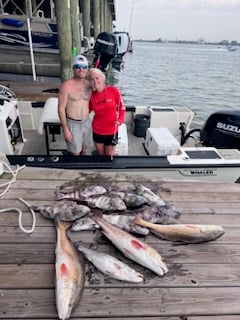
[112,41,240,129]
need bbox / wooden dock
[0,166,240,319]
[1,80,60,102]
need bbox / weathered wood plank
[1,287,240,318]
[0,242,239,264]
[1,175,240,192]
[1,263,240,288]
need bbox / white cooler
[145,127,180,156]
[116,123,128,155]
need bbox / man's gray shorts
[66,117,92,154]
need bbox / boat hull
[7,154,240,183]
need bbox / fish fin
[73,240,83,249]
[54,190,64,200]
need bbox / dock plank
[0,167,240,319]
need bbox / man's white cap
[73,54,88,66]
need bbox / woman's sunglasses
[74,64,88,70]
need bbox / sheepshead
[110,191,147,208]
[90,213,168,276]
[136,205,181,222]
[134,216,225,244]
[31,201,90,221]
[85,195,126,211]
[55,217,85,320]
[71,214,150,235]
[55,185,107,201]
[134,183,181,219]
[75,241,144,283]
[135,184,166,207]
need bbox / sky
[114,0,240,42]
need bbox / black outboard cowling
[93,32,117,71]
[200,110,240,149]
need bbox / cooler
[145,127,180,156]
[116,123,128,155]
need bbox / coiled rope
[0,159,36,234]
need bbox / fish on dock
[75,241,144,283]
[136,205,181,222]
[31,201,90,221]
[71,214,150,235]
[55,185,107,201]
[55,217,85,320]
[134,216,225,244]
[135,184,166,207]
[110,191,148,208]
[84,195,127,211]
[135,184,181,219]
[90,213,168,276]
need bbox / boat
[0,0,61,81]
[217,45,238,52]
[225,45,238,52]
[0,85,240,183]
[0,0,113,81]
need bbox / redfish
[55,218,85,320]
[75,242,144,283]
[90,213,168,276]
[134,216,225,244]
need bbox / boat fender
[1,18,24,27]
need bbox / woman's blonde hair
[88,67,106,82]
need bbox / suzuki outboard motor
[200,110,240,149]
[93,32,117,71]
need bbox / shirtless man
[58,54,92,155]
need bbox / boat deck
[0,167,240,319]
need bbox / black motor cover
[93,32,117,71]
[200,110,240,149]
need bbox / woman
[88,68,126,156]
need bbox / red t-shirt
[89,86,125,135]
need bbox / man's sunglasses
[74,64,88,70]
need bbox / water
[112,42,240,128]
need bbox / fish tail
[134,215,148,227]
[55,190,65,200]
[54,216,72,231]
[89,212,103,222]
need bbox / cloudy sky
[114,0,240,42]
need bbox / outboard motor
[200,110,240,149]
[93,32,117,71]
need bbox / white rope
[0,159,25,197]
[0,160,36,233]
[0,198,36,234]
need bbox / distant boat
[217,45,238,52]
[225,45,238,52]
